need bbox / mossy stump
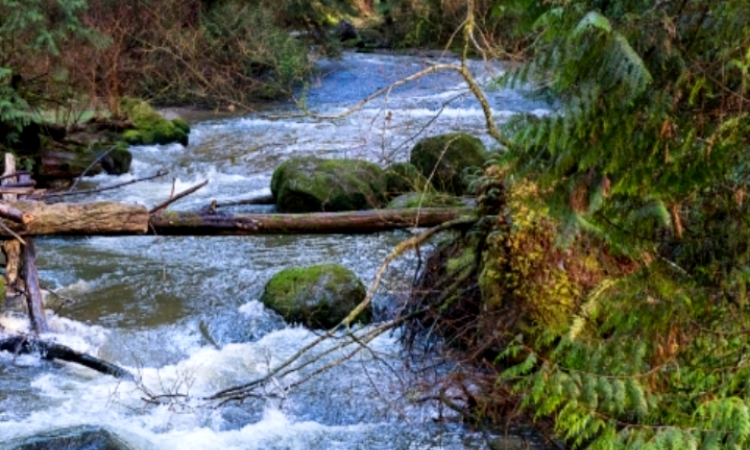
[260,264,369,329]
[271,157,387,213]
[410,133,487,195]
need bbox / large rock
[410,133,487,195]
[0,425,137,450]
[120,98,189,146]
[260,264,369,329]
[271,157,387,213]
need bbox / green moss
[387,192,463,209]
[384,162,431,198]
[271,157,387,213]
[120,98,189,146]
[447,249,475,274]
[100,147,133,175]
[260,264,369,329]
[410,132,488,195]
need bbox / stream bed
[0,52,551,449]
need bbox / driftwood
[0,204,470,236]
[0,201,149,236]
[0,336,133,379]
[150,208,473,235]
[22,239,50,334]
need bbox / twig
[0,220,26,245]
[41,170,169,199]
[149,180,209,214]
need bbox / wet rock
[384,162,430,198]
[410,133,488,195]
[271,156,387,213]
[386,192,463,209]
[260,264,369,329]
[0,425,137,450]
[120,98,189,146]
[336,20,358,42]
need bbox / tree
[0,0,92,139]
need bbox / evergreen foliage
[0,0,91,140]
[480,1,750,448]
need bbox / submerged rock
[410,133,487,195]
[260,264,369,329]
[271,157,387,213]
[0,425,137,450]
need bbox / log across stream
[0,201,472,236]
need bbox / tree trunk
[150,208,473,235]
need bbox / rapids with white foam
[0,52,551,449]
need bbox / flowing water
[0,52,551,449]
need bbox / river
[0,52,551,449]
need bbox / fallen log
[0,336,133,379]
[0,201,149,236]
[0,203,471,236]
[150,207,474,235]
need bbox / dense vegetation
[458,1,750,448]
[4,1,750,448]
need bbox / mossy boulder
[260,264,369,329]
[387,192,464,209]
[120,98,189,146]
[410,133,488,195]
[271,157,387,213]
[100,145,134,175]
[384,162,430,198]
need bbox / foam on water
[0,52,554,449]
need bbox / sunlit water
[0,52,551,449]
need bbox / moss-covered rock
[100,145,134,175]
[410,132,487,195]
[271,157,387,213]
[120,98,189,146]
[260,264,369,329]
[387,192,464,209]
[384,162,431,198]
